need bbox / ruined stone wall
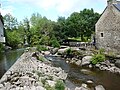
[95,5,120,53]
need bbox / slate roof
[114,3,120,11]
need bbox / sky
[0,0,107,21]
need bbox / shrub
[55,80,65,90]
[51,39,60,48]
[98,48,105,55]
[49,36,60,48]
[0,43,4,51]
[91,54,105,65]
[37,45,48,52]
[65,48,72,55]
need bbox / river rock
[86,80,94,84]
[57,47,69,55]
[95,85,105,90]
[95,63,100,67]
[81,83,87,88]
[115,60,120,68]
[75,87,88,90]
[81,56,92,66]
[51,48,59,54]
[36,86,46,90]
[75,60,81,66]
[44,51,50,55]
[0,84,3,88]
[89,64,92,68]
[46,80,56,87]
[75,84,89,90]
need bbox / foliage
[0,43,4,51]
[65,48,72,56]
[50,37,60,48]
[98,48,105,55]
[37,45,48,52]
[91,54,105,64]
[55,80,65,90]
[4,13,18,30]
[3,8,100,48]
[45,84,55,90]
[6,30,22,48]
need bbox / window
[101,33,104,37]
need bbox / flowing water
[46,56,120,90]
[0,50,120,90]
[0,49,24,78]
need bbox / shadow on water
[0,49,24,78]
[46,56,120,90]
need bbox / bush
[91,54,105,65]
[65,48,72,55]
[51,39,60,48]
[98,48,105,55]
[49,36,60,48]
[37,45,48,52]
[0,43,4,51]
[55,80,65,90]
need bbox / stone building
[95,0,120,53]
[0,13,5,43]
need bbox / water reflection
[0,49,24,78]
[46,56,120,90]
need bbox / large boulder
[51,48,59,54]
[57,47,70,55]
[44,51,50,55]
[81,56,92,66]
[95,85,105,90]
[115,60,120,68]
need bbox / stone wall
[95,4,120,53]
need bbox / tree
[64,9,100,41]
[79,8,100,40]
[6,30,22,48]
[53,16,67,43]
[3,13,18,30]
[23,18,31,45]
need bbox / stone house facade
[0,14,5,43]
[95,0,120,53]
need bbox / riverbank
[0,49,67,90]
[1,47,120,90]
[50,46,120,74]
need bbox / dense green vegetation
[91,49,105,64]
[0,43,4,51]
[3,8,100,49]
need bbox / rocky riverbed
[1,46,117,90]
[0,50,67,90]
[51,46,120,74]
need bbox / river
[46,56,120,90]
[0,50,120,90]
[0,49,24,78]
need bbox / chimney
[107,0,117,5]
